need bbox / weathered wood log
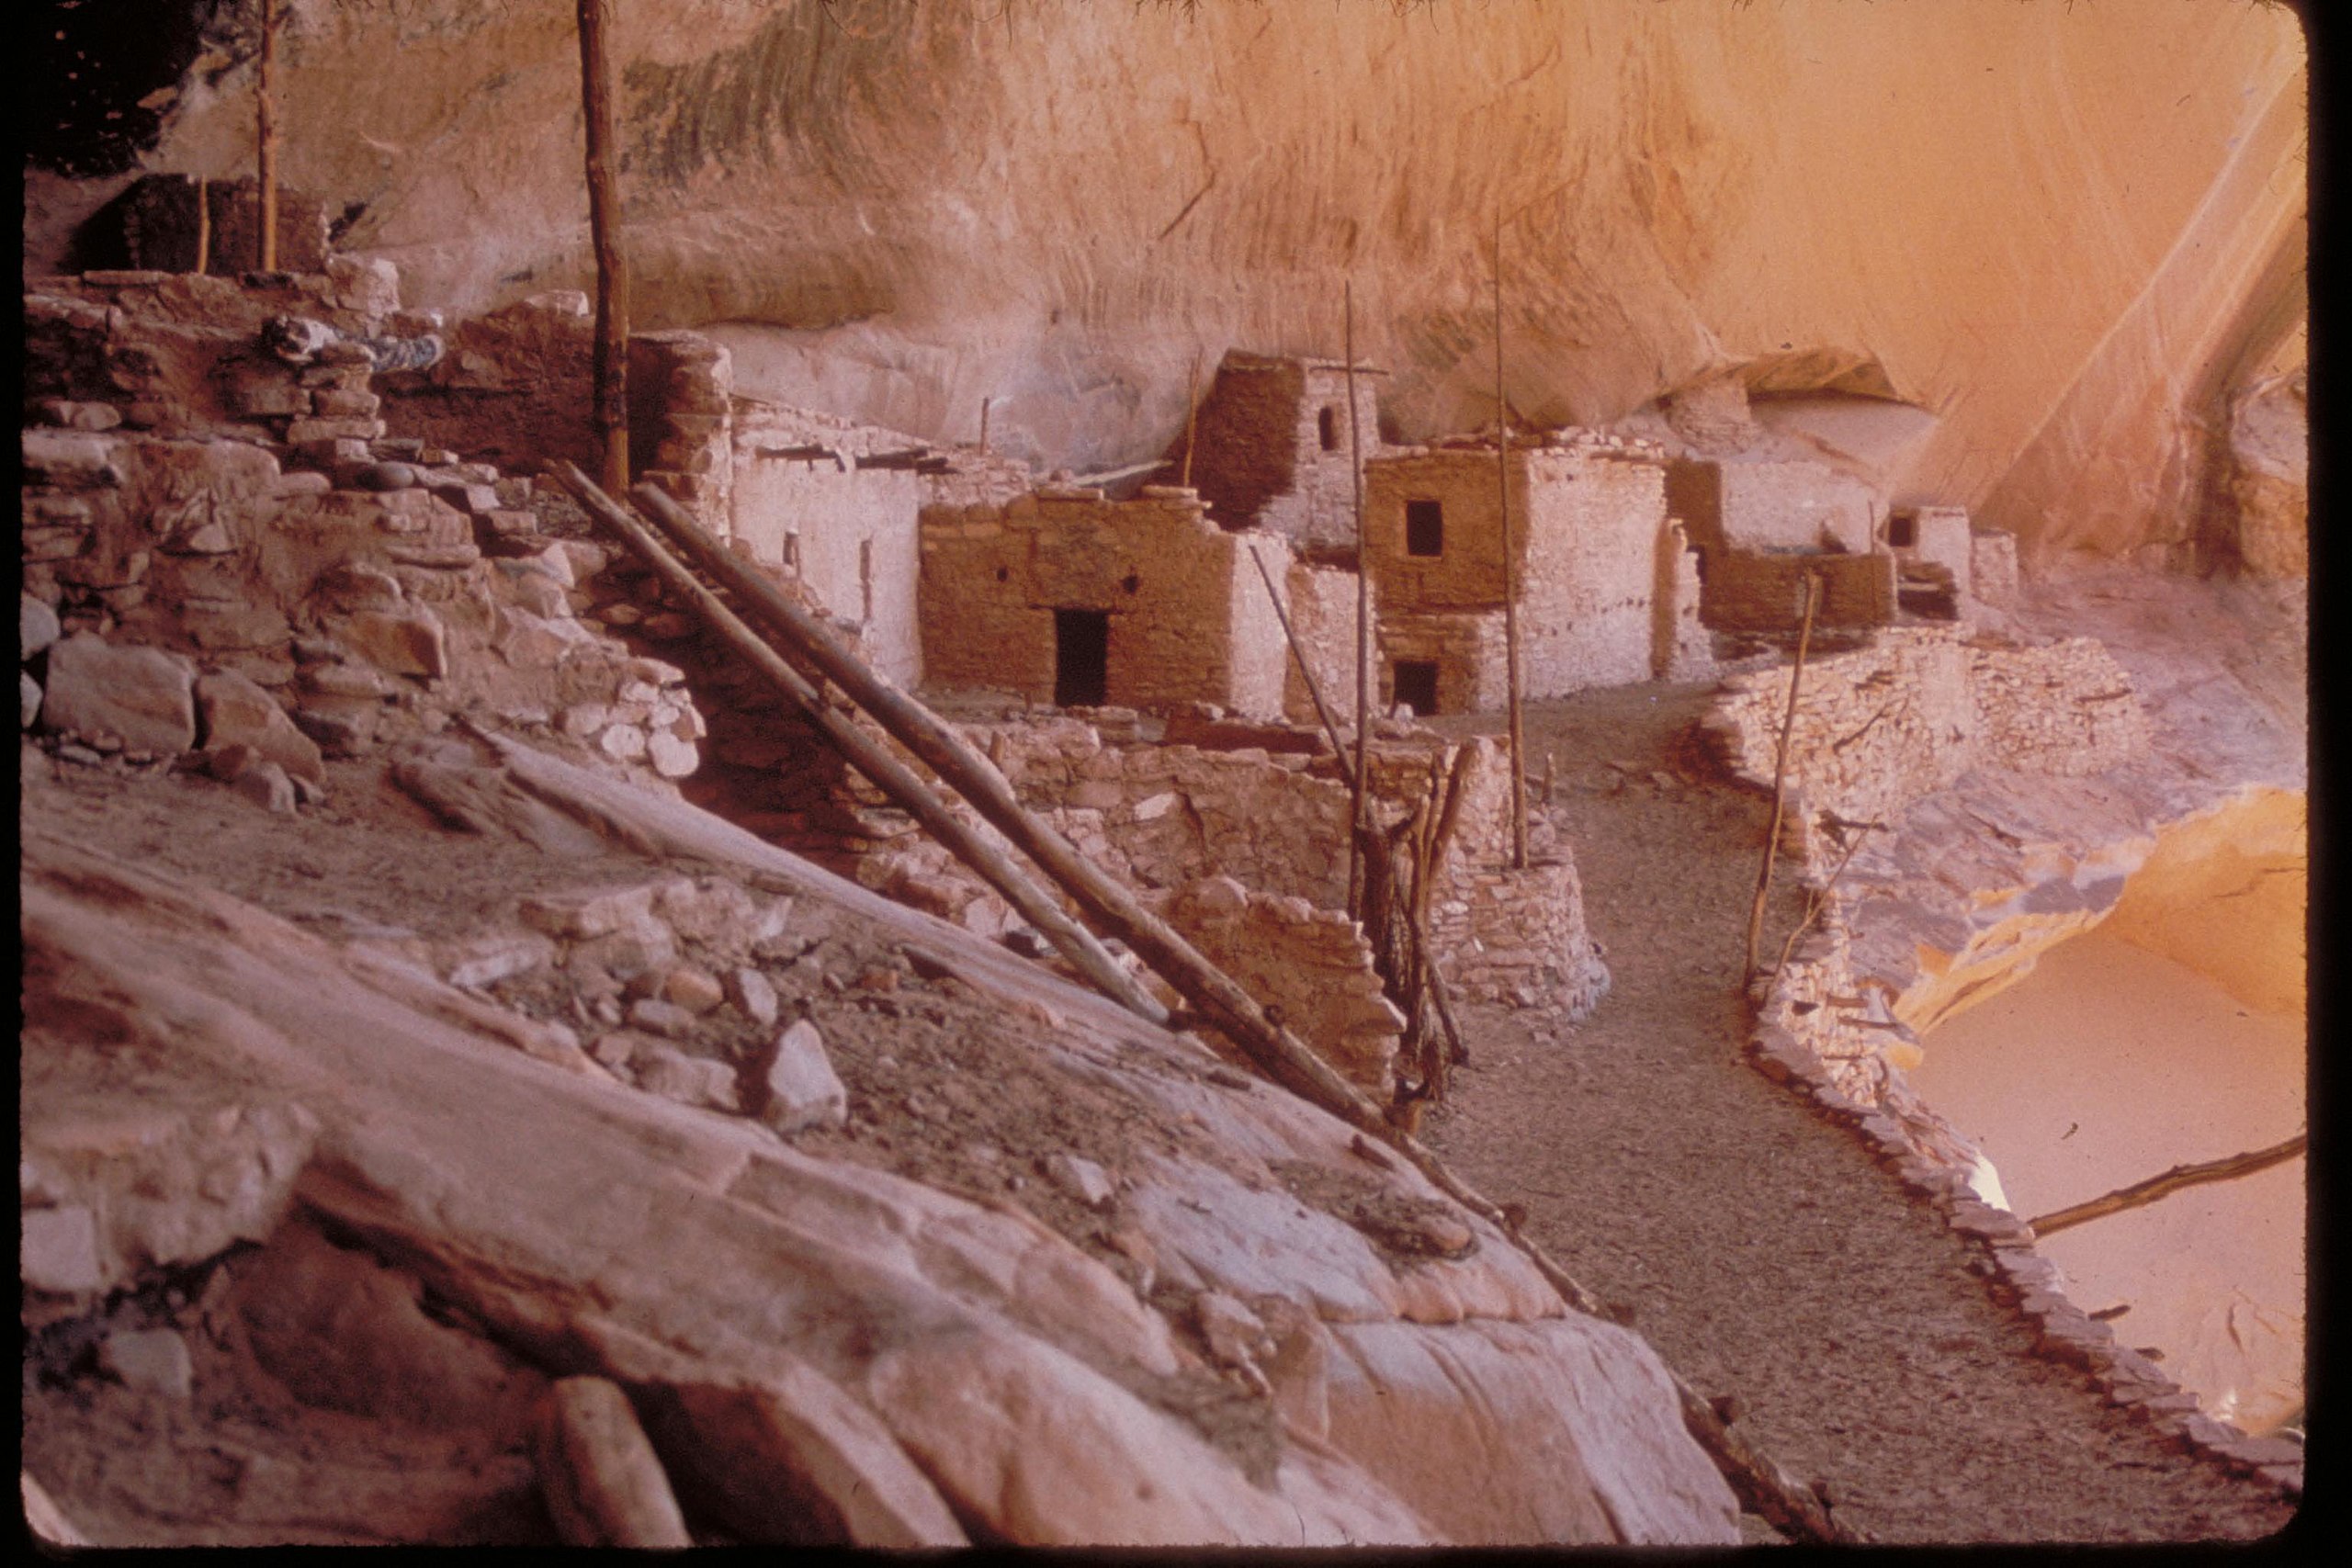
[1345,280,1373,920]
[1493,207,1528,870]
[195,176,210,276]
[1247,542,1355,789]
[576,0,631,496]
[1744,571,1823,982]
[256,0,278,271]
[616,472,1858,1543]
[550,465,1166,1025]
[2026,1134,2307,1238]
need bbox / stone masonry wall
[22,271,704,791]
[1179,353,1383,550]
[1699,546,1895,635]
[919,488,1291,717]
[1668,456,1880,556]
[731,400,925,689]
[628,331,734,534]
[1703,626,2153,871]
[1517,448,1668,693]
[1279,559,1367,730]
[1366,434,1674,704]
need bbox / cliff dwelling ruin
[19,0,2311,1550]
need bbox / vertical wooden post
[256,0,278,271]
[1181,353,1201,490]
[577,0,631,497]
[978,397,991,454]
[1495,206,1528,870]
[194,177,210,276]
[1744,571,1823,984]
[1346,280,1373,920]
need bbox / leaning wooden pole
[256,0,278,270]
[551,465,1166,1025]
[1346,280,1374,919]
[1494,209,1529,869]
[1247,544,1356,787]
[576,0,631,497]
[1743,572,1824,983]
[2027,1134,2307,1239]
[194,177,211,276]
[620,477,1858,1543]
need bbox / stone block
[38,633,197,753]
[336,606,448,678]
[101,1328,196,1399]
[762,1020,848,1135]
[22,594,63,661]
[197,670,326,785]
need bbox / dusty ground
[1422,682,2297,1544]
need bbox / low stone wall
[1703,626,2151,861]
[1166,875,1405,1091]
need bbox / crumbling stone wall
[1178,353,1384,550]
[628,331,734,533]
[1703,626,2152,860]
[919,488,1291,717]
[2226,370,2306,579]
[1652,520,1713,680]
[1167,876,1405,1092]
[374,289,600,477]
[1969,529,2020,606]
[107,175,332,276]
[21,270,702,789]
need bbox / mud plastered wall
[1666,457,1881,556]
[919,490,1290,717]
[1699,547,1895,636]
[729,403,925,689]
[1180,355,1384,550]
[1365,438,1672,705]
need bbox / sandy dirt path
[1422,682,2294,1543]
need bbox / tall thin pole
[978,397,991,453]
[1347,282,1373,920]
[256,0,278,270]
[1181,353,1202,490]
[194,177,210,276]
[577,0,631,497]
[1495,206,1528,869]
[1744,572,1823,983]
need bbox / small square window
[1405,500,1444,558]
[1887,513,1917,549]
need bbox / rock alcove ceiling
[25,0,2306,565]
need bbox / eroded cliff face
[38,0,2305,565]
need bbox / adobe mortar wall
[1180,355,1383,549]
[919,489,1292,717]
[1667,457,1880,556]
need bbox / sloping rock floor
[1424,680,2297,1543]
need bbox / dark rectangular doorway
[1393,660,1440,716]
[1054,609,1110,707]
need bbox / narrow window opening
[1393,660,1441,716]
[1405,499,1445,558]
[1121,572,1141,594]
[1317,405,1340,452]
[1054,609,1111,708]
[995,565,1011,583]
[1887,513,1917,549]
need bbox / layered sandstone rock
[70,0,2303,565]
